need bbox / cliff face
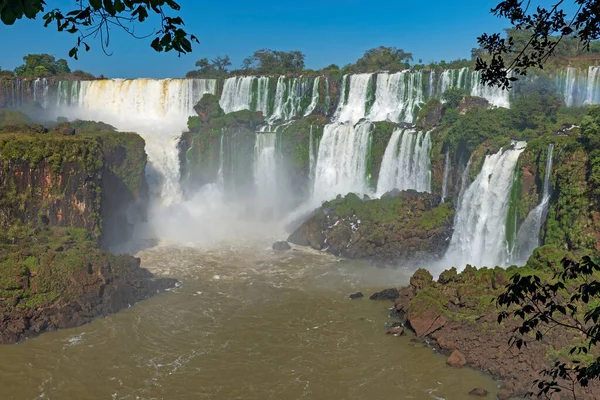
[0,127,148,248]
[0,124,173,344]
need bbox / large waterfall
[312,121,372,202]
[444,142,526,269]
[53,78,217,204]
[514,144,555,263]
[376,129,431,195]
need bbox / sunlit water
[0,241,498,399]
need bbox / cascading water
[441,152,450,203]
[312,121,372,203]
[219,76,270,114]
[308,125,317,184]
[585,66,600,105]
[514,144,555,263]
[271,77,311,121]
[254,132,278,211]
[53,78,217,205]
[444,142,526,269]
[470,71,510,108]
[367,71,424,123]
[376,129,431,195]
[216,131,225,188]
[304,77,321,117]
[334,74,373,123]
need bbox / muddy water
[0,243,498,399]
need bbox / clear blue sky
[0,0,574,78]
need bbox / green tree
[0,0,197,59]
[498,256,600,397]
[476,1,600,88]
[211,55,231,73]
[241,49,305,74]
[441,87,465,109]
[345,46,413,73]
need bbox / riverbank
[384,260,600,400]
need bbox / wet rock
[272,241,291,251]
[496,387,513,400]
[386,324,405,336]
[468,388,488,397]
[446,350,467,368]
[349,292,364,300]
[369,288,400,301]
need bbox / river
[0,241,498,399]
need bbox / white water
[334,74,373,123]
[308,125,317,184]
[444,142,526,269]
[514,144,555,263]
[441,152,450,203]
[312,121,372,203]
[304,77,321,117]
[376,129,431,195]
[367,71,424,123]
[52,78,217,205]
[220,76,270,114]
[272,77,310,121]
[254,133,278,203]
[470,71,510,108]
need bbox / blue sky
[0,0,574,78]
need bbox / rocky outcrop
[0,227,176,344]
[0,123,167,343]
[288,191,454,262]
[0,124,148,248]
[390,262,600,399]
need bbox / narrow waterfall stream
[444,142,527,269]
[514,144,555,263]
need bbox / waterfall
[514,144,555,263]
[457,158,471,206]
[52,78,217,205]
[367,71,424,123]
[219,76,269,114]
[334,74,373,123]
[271,77,311,121]
[470,71,511,108]
[585,66,600,105]
[312,121,372,202]
[254,132,278,211]
[308,124,316,183]
[376,129,431,195]
[216,131,225,187]
[304,77,320,116]
[444,142,527,269]
[441,152,450,203]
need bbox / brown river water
[0,241,499,399]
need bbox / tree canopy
[476,1,600,88]
[186,56,231,78]
[344,46,413,73]
[0,0,197,59]
[241,49,305,75]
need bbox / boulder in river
[349,292,364,299]
[446,350,466,368]
[369,288,400,301]
[287,191,454,262]
[468,388,489,397]
[272,241,292,251]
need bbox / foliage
[476,2,600,88]
[12,53,95,78]
[441,87,466,109]
[0,0,197,58]
[186,56,231,78]
[14,53,69,77]
[242,49,305,75]
[497,255,600,397]
[343,46,413,73]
